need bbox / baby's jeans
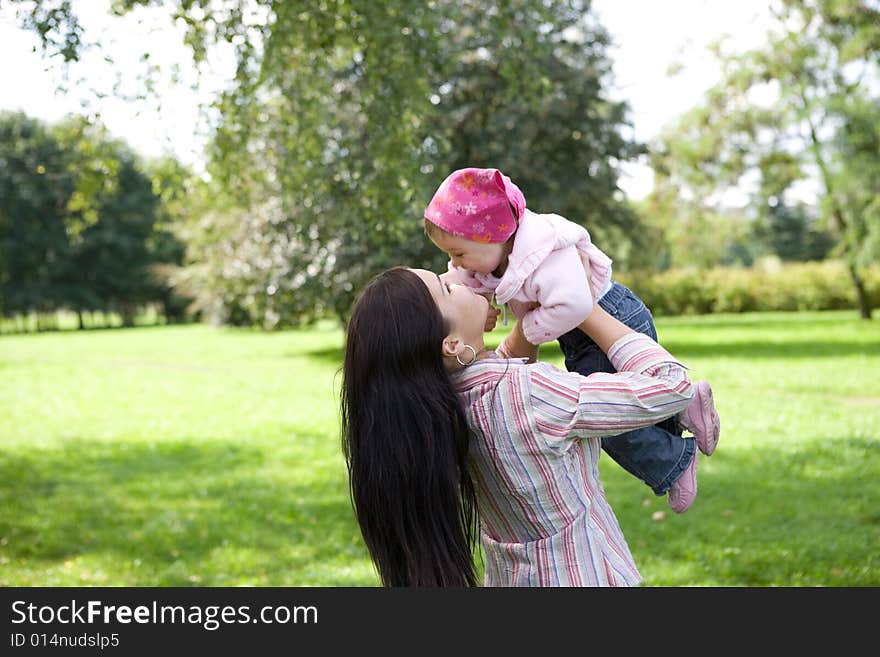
[556,281,695,495]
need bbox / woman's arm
[536,263,692,442]
[497,303,631,364]
[576,303,634,353]
[496,318,539,362]
[528,334,693,445]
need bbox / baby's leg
[557,281,699,510]
[559,328,694,491]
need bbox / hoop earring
[455,344,478,367]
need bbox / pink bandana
[424,167,526,243]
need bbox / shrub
[616,260,880,316]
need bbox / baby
[424,167,720,512]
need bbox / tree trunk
[122,304,135,327]
[846,262,873,319]
[801,101,872,321]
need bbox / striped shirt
[451,333,693,587]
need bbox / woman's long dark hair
[340,267,479,586]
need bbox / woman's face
[410,268,488,346]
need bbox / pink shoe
[668,451,698,513]
[679,380,720,456]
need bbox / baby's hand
[484,306,501,332]
[483,295,501,332]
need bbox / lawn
[1,310,878,586]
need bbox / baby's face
[429,230,507,275]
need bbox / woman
[340,267,694,586]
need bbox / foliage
[198,0,647,326]
[1,311,878,585]
[618,259,880,317]
[9,0,645,327]
[0,111,188,327]
[751,200,835,264]
[0,111,73,318]
[646,0,880,318]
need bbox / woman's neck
[447,344,495,373]
[474,345,495,362]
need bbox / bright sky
[0,0,777,199]
[593,0,776,199]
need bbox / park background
[0,0,877,586]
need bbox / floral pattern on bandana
[424,167,526,243]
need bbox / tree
[0,112,75,322]
[197,0,647,326]
[649,0,879,317]
[63,153,160,326]
[0,111,189,328]
[750,150,835,262]
[9,0,646,327]
[144,157,197,323]
[752,200,835,262]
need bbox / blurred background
[2,0,877,330]
[0,1,877,586]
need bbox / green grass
[1,310,878,586]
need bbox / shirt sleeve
[528,333,693,449]
[519,246,594,345]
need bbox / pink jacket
[449,210,613,344]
